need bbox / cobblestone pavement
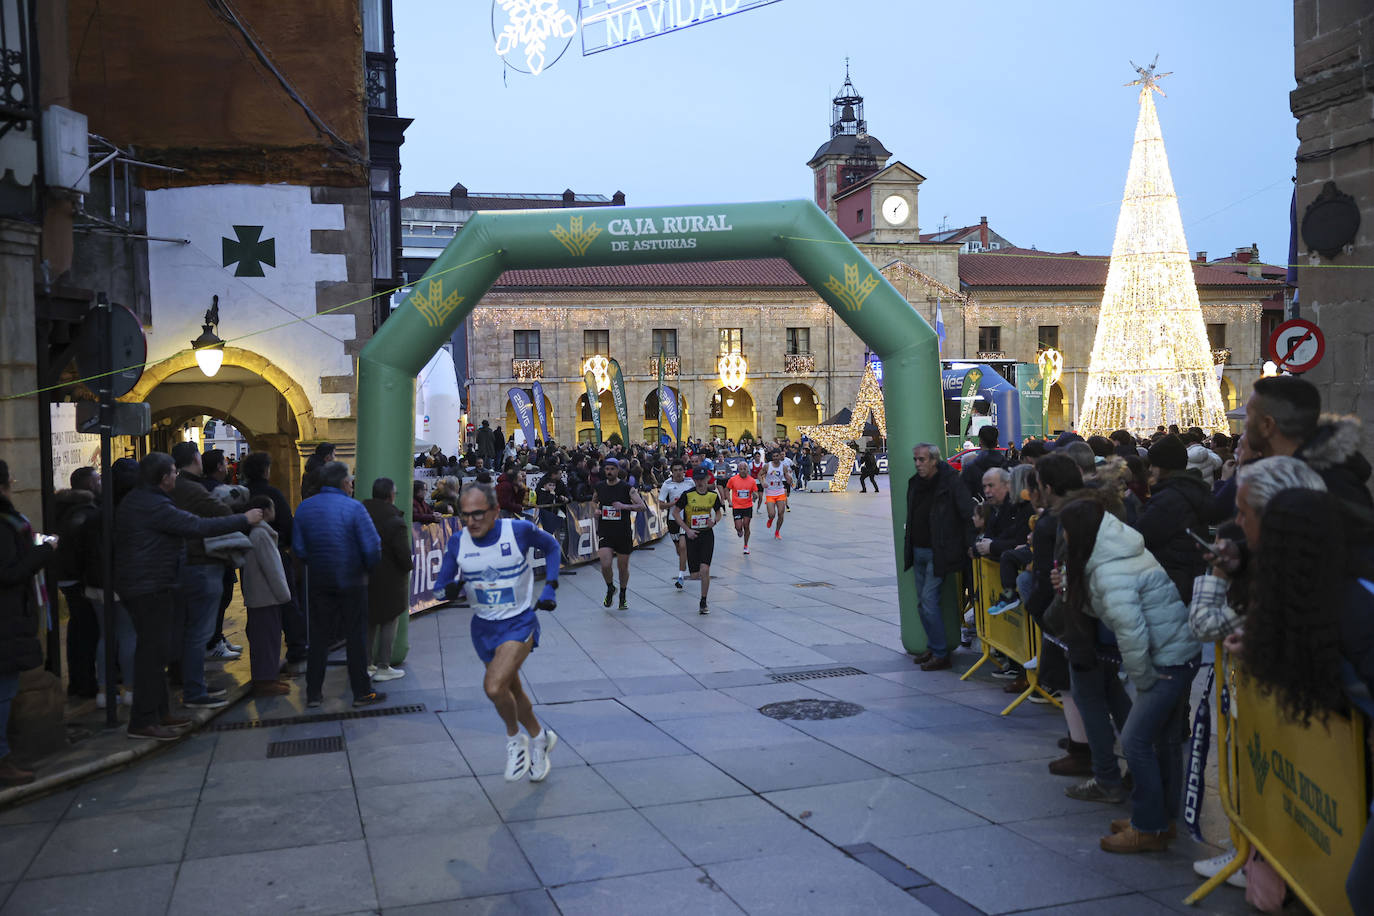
[0,490,1251,915]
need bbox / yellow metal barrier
[1187,644,1369,914]
[960,557,1060,714]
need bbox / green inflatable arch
[357,200,947,657]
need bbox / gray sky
[394,0,1296,264]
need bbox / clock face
[881,195,909,226]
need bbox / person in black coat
[904,444,976,670]
[0,460,55,785]
[114,453,261,741]
[973,467,1033,609]
[1132,435,1210,604]
[362,478,413,678]
[959,425,1005,498]
[54,468,101,697]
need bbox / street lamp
[191,296,225,378]
[792,394,802,405]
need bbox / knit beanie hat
[1148,434,1188,472]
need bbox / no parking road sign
[1268,319,1326,374]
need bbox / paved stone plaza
[0,491,1250,915]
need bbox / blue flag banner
[1183,665,1214,843]
[507,387,538,446]
[530,380,550,443]
[658,383,681,442]
[935,299,947,355]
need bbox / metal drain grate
[760,699,865,721]
[768,666,865,683]
[793,581,832,588]
[208,703,426,732]
[266,735,345,758]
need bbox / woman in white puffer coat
[1055,496,1201,855]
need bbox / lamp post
[191,295,225,377]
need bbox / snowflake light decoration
[494,0,578,76]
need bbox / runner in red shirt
[724,460,762,555]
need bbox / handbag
[203,531,253,568]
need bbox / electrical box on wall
[41,105,90,193]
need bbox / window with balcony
[651,328,678,356]
[514,330,540,359]
[1037,325,1059,352]
[1207,323,1227,350]
[719,328,743,354]
[584,329,610,358]
[786,327,811,355]
[978,326,1002,353]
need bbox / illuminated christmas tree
[1077,59,1229,435]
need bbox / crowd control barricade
[405,492,668,616]
[960,557,1060,714]
[1187,644,1370,915]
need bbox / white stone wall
[145,184,358,420]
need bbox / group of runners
[431,450,796,784]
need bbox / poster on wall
[50,403,102,489]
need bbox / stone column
[0,221,42,521]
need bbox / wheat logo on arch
[410,279,465,329]
[551,216,603,256]
[825,262,879,312]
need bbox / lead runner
[435,482,561,782]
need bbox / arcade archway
[776,382,822,437]
[357,200,945,654]
[128,354,311,503]
[710,386,755,441]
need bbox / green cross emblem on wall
[222,225,276,277]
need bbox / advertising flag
[530,380,550,443]
[935,299,947,355]
[658,347,681,442]
[507,388,538,447]
[607,358,632,444]
[583,370,603,445]
[959,368,983,440]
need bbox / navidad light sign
[581,0,783,54]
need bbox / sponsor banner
[608,358,632,444]
[583,370,603,445]
[507,387,538,447]
[959,368,983,440]
[658,347,681,442]
[531,380,551,443]
[408,492,668,615]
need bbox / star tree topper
[1126,54,1171,97]
[795,363,887,493]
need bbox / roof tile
[959,247,1285,289]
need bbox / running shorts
[733,507,753,521]
[686,530,715,573]
[470,607,540,665]
[765,493,787,504]
[598,524,634,555]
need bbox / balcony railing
[783,352,815,373]
[648,356,680,377]
[1212,348,1231,365]
[511,358,543,381]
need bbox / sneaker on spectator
[1100,825,1169,854]
[529,727,557,782]
[367,664,377,677]
[183,695,230,709]
[206,638,241,660]
[127,725,180,741]
[1112,818,1177,840]
[1193,850,1247,888]
[372,666,406,682]
[1065,777,1128,804]
[352,691,387,708]
[990,666,1022,680]
[1029,688,1060,704]
[959,627,974,648]
[96,690,134,709]
[306,696,323,708]
[281,661,307,676]
[505,733,530,781]
[987,596,1021,616]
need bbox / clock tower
[807,63,924,243]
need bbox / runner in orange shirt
[724,460,761,555]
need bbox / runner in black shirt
[594,459,645,610]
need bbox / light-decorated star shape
[1126,54,1171,96]
[796,362,887,493]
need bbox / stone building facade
[1291,1,1374,437]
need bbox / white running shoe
[529,727,557,782]
[743,545,750,555]
[206,638,241,660]
[1193,851,1247,888]
[372,666,406,682]
[367,664,377,676]
[504,733,530,781]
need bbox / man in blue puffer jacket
[293,462,383,708]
